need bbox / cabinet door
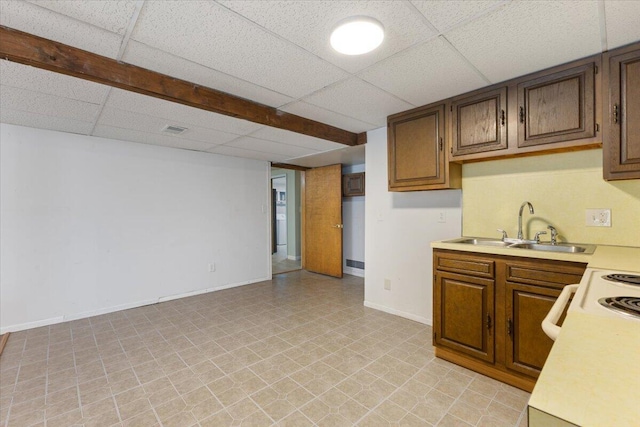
[505,282,562,378]
[388,104,446,190]
[434,271,495,363]
[604,46,640,180]
[517,63,596,148]
[452,87,508,157]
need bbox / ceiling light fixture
[330,16,384,55]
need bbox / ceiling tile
[97,107,239,146]
[0,60,110,104]
[131,1,349,98]
[287,145,366,168]
[248,127,348,152]
[301,77,414,126]
[224,136,319,158]
[104,89,263,136]
[410,0,506,32]
[25,0,138,35]
[0,85,102,123]
[279,101,377,133]
[122,41,294,108]
[218,0,437,74]
[358,37,488,106]
[605,0,640,49]
[445,0,602,83]
[208,145,289,162]
[0,108,94,135]
[0,0,122,58]
[93,124,217,152]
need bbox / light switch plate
[585,209,611,227]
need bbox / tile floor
[272,245,302,275]
[0,271,529,427]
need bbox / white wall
[364,127,462,325]
[343,164,365,277]
[0,124,271,333]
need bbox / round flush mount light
[330,16,384,55]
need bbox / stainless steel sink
[508,243,596,254]
[444,237,596,254]
[446,238,513,247]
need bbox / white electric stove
[543,267,640,340]
[571,269,640,319]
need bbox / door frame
[269,166,303,276]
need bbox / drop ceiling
[1,0,639,166]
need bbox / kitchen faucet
[518,201,534,240]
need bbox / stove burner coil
[598,296,640,319]
[602,274,640,286]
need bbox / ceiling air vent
[161,125,188,135]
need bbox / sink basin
[508,243,596,254]
[446,238,513,247]
[444,237,596,254]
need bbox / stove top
[598,296,640,319]
[602,274,640,286]
[570,269,640,321]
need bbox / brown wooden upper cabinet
[451,86,508,158]
[388,103,461,191]
[517,61,597,148]
[603,43,640,180]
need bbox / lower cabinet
[505,282,560,377]
[433,249,586,392]
[434,271,495,363]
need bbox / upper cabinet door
[451,87,508,158]
[604,45,640,181]
[388,104,459,191]
[517,63,596,148]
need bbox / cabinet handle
[439,138,443,151]
[519,107,525,123]
[500,109,505,126]
[507,318,513,339]
[487,314,492,330]
[613,104,619,124]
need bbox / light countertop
[585,245,640,271]
[431,238,593,264]
[528,311,640,426]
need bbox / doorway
[271,169,302,274]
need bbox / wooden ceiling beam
[271,163,310,171]
[0,26,366,146]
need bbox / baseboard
[343,266,364,278]
[0,276,271,335]
[286,255,301,261]
[363,300,432,325]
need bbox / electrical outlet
[208,263,216,272]
[438,212,446,223]
[585,209,611,227]
[384,279,391,291]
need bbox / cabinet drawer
[505,262,585,289]
[435,252,495,278]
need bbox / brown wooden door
[451,87,508,157]
[387,104,446,190]
[303,164,342,278]
[604,45,640,180]
[505,282,561,378]
[517,63,596,148]
[434,271,495,363]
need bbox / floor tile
[0,272,529,426]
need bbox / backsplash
[462,150,640,247]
